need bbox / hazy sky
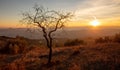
[0,0,120,28]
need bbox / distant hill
[0,26,120,39]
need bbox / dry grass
[0,42,120,70]
[0,35,120,70]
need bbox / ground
[0,42,120,70]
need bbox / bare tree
[21,5,72,64]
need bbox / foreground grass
[0,43,120,70]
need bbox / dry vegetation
[0,33,120,70]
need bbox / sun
[90,20,100,27]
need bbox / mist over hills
[0,26,120,39]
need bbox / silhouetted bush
[113,33,120,43]
[64,39,84,46]
[95,33,120,43]
[0,37,28,54]
[95,36,112,43]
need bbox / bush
[113,33,120,43]
[0,37,28,54]
[95,33,120,43]
[8,44,20,54]
[64,39,84,46]
[95,36,112,43]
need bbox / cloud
[74,0,120,21]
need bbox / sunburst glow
[90,20,100,27]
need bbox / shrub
[95,33,120,43]
[95,36,112,43]
[0,38,28,54]
[64,39,84,46]
[8,44,20,54]
[113,33,120,43]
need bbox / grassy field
[0,36,120,70]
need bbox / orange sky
[0,0,120,28]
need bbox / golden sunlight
[90,20,100,27]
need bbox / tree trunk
[48,34,53,64]
[48,46,52,64]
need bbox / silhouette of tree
[21,5,72,64]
